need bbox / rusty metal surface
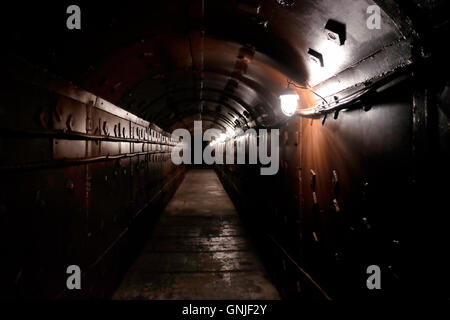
[0,61,186,299]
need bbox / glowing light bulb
[279,88,299,116]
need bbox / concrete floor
[113,169,280,300]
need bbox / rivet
[362,217,371,230]
[296,281,302,293]
[333,199,340,212]
[65,179,74,190]
[312,231,319,242]
[312,192,318,205]
[66,114,73,131]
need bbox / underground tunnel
[0,0,449,305]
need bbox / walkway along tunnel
[0,0,449,301]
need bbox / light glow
[279,92,299,116]
[219,133,227,142]
[209,132,227,147]
[227,127,235,137]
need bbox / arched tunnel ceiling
[3,0,419,133]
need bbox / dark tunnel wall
[0,58,186,298]
[0,0,449,301]
[216,76,450,300]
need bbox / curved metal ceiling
[3,0,419,133]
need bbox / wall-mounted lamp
[279,87,299,116]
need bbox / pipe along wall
[0,59,186,298]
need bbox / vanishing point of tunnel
[0,0,450,303]
[114,169,279,300]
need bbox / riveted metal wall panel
[53,139,87,159]
[52,96,87,133]
[0,63,186,299]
